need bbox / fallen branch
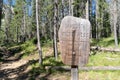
[79,66,120,70]
[90,46,120,52]
[45,66,120,71]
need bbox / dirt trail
[0,60,28,70]
[0,52,32,80]
[0,60,28,79]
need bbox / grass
[91,37,120,47]
[79,71,120,80]
[20,40,37,57]
[88,52,120,66]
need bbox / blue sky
[91,0,96,15]
[3,0,16,6]
[3,0,32,16]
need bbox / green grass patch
[91,37,120,47]
[21,40,36,57]
[43,56,64,66]
[79,70,120,80]
[88,52,120,66]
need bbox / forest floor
[0,38,120,80]
[0,51,36,80]
[0,42,70,80]
[0,54,69,80]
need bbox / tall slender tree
[62,0,65,17]
[0,0,3,28]
[69,0,73,16]
[86,0,89,19]
[95,0,99,39]
[54,0,58,60]
[109,0,118,47]
[36,0,43,64]
[113,0,118,47]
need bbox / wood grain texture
[59,16,91,66]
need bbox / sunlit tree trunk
[69,0,73,16]
[0,0,3,28]
[4,5,11,43]
[54,0,58,60]
[109,0,118,47]
[86,0,89,19]
[23,6,26,42]
[113,0,118,47]
[62,0,65,18]
[21,6,26,42]
[95,0,100,40]
[36,0,43,64]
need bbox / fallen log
[90,46,120,52]
[79,66,120,70]
[45,66,120,71]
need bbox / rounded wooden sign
[59,16,91,66]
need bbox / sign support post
[71,66,78,80]
[71,30,78,80]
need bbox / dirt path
[0,51,32,80]
[0,60,28,79]
[0,60,28,70]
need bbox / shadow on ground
[0,58,70,80]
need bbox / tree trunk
[0,0,3,28]
[4,6,11,43]
[113,0,118,47]
[54,0,58,60]
[16,25,19,43]
[23,6,26,42]
[62,0,65,18]
[96,0,100,40]
[86,0,89,19]
[36,0,42,64]
[69,0,73,16]
[20,6,26,42]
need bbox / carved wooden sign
[59,16,91,66]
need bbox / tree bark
[23,6,26,42]
[113,0,118,47]
[4,5,11,43]
[96,0,100,40]
[54,0,58,60]
[62,0,65,18]
[86,0,89,19]
[36,0,42,64]
[69,0,73,16]
[0,0,3,28]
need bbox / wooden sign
[59,16,91,66]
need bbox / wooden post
[71,66,79,80]
[71,30,79,80]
